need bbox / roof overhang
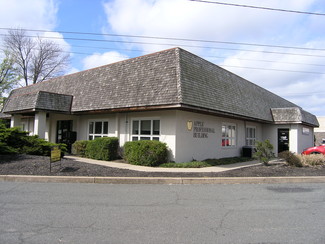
[2,91,73,115]
[271,107,319,127]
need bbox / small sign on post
[50,145,61,172]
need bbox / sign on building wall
[187,120,215,138]
[302,127,310,135]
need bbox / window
[222,123,236,147]
[88,121,109,140]
[246,127,256,146]
[132,119,160,141]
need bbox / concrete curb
[1,175,325,184]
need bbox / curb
[1,175,325,184]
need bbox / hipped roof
[2,47,319,127]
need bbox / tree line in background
[0,28,69,108]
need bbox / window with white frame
[88,121,109,140]
[246,126,256,146]
[222,123,236,147]
[132,119,160,141]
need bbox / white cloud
[103,0,317,53]
[40,31,71,52]
[102,0,325,115]
[66,67,80,75]
[82,51,129,70]
[0,0,58,30]
[219,43,325,115]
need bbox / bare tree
[3,29,69,86]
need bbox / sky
[0,0,325,115]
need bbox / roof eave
[71,104,183,115]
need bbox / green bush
[278,150,303,167]
[20,135,67,156]
[0,125,29,150]
[253,139,275,166]
[72,140,89,157]
[0,124,66,156]
[0,142,18,154]
[123,140,168,167]
[85,137,119,161]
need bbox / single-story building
[1,47,319,162]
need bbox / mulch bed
[1,154,325,178]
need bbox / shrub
[85,137,119,161]
[299,154,325,166]
[0,124,66,156]
[20,135,67,156]
[72,140,89,157]
[0,125,29,151]
[123,140,168,167]
[0,142,18,154]
[278,150,303,167]
[253,139,275,166]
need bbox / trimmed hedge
[72,140,89,157]
[123,140,168,167]
[85,137,119,161]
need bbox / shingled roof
[1,47,318,126]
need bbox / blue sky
[1,0,325,116]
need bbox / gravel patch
[1,154,325,177]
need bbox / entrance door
[278,129,289,153]
[56,120,76,152]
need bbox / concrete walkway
[65,155,261,173]
[2,156,325,185]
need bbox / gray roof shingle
[1,47,318,126]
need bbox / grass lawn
[158,157,253,168]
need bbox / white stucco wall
[262,124,314,155]
[18,109,314,161]
[174,110,263,162]
[297,125,314,152]
[21,117,35,136]
[48,114,79,143]
[120,110,177,161]
[76,110,177,160]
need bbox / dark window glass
[140,137,150,140]
[89,122,94,134]
[132,137,138,141]
[140,120,151,135]
[153,120,160,135]
[132,121,139,134]
[153,137,159,141]
[103,122,108,134]
[95,122,102,134]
